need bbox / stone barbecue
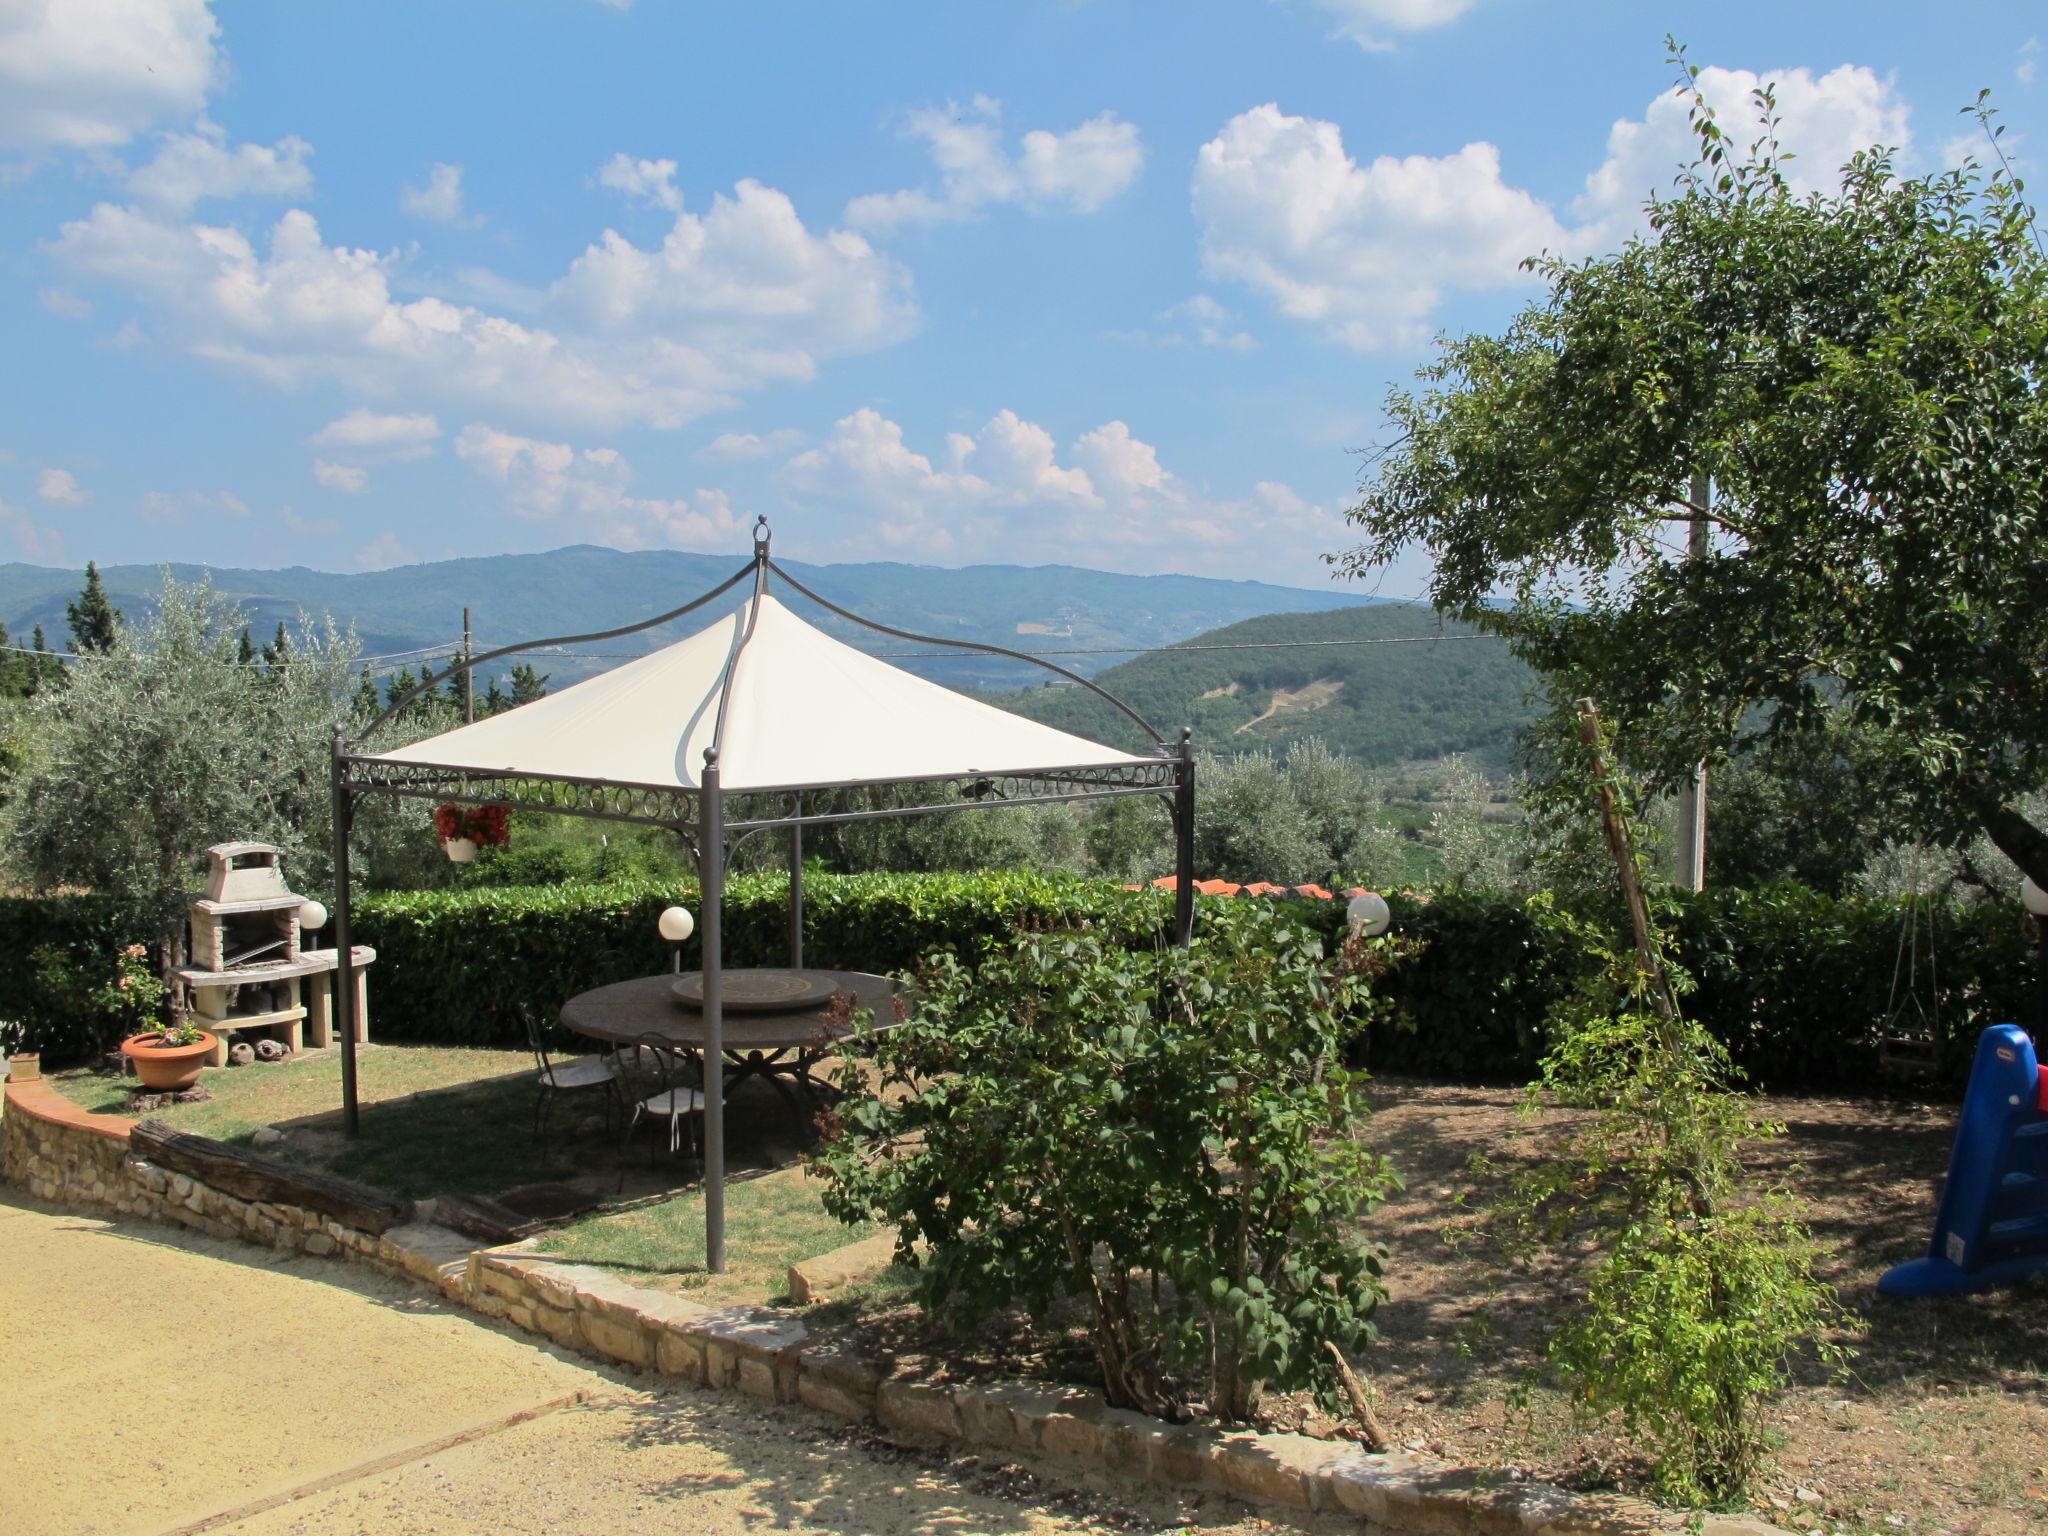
[174,842,376,1068]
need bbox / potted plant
[105,944,210,1091]
[435,802,511,863]
[121,1015,218,1092]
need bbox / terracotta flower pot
[121,1030,217,1092]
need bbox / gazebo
[329,519,1192,1269]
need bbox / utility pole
[1674,471,1709,892]
[462,606,474,725]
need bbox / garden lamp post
[1347,890,1391,941]
[2022,877,2048,1039]
[658,904,695,974]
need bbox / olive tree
[1,573,411,962]
[1341,70,2048,886]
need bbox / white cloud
[308,410,442,461]
[0,0,220,151]
[1571,64,1913,249]
[698,428,806,462]
[51,194,911,432]
[312,459,367,493]
[779,407,1345,578]
[1307,0,1476,51]
[128,120,313,212]
[0,496,64,562]
[355,530,413,569]
[1198,67,1914,350]
[596,153,681,211]
[1114,294,1256,350]
[36,468,89,504]
[38,287,91,320]
[1193,103,1565,350]
[456,423,749,551]
[137,487,246,524]
[2021,38,2040,87]
[400,162,477,225]
[845,96,1143,232]
[547,178,918,370]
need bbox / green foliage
[0,899,158,1060]
[1343,58,2048,886]
[277,871,2031,1092]
[815,902,1401,1421]
[1488,693,1853,1505]
[92,942,168,1038]
[65,561,121,654]
[1,574,371,958]
[987,606,1536,770]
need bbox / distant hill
[983,606,1539,769]
[0,546,1381,692]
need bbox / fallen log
[131,1119,413,1236]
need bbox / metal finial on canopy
[752,515,771,558]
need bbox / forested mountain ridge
[984,606,1539,769]
[0,546,1379,691]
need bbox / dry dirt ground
[807,1079,2047,1536]
[1352,1080,2048,1536]
[0,1190,1347,1536]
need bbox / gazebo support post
[699,749,727,1274]
[787,794,803,969]
[1173,727,1196,948]
[330,727,361,1138]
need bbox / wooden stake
[1324,1341,1392,1453]
[1573,698,1678,1022]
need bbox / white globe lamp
[297,900,328,934]
[2022,876,2048,918]
[658,905,695,973]
[1346,891,1391,939]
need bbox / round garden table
[557,969,898,1112]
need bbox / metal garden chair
[616,1030,708,1191]
[518,1002,621,1155]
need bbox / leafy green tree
[481,677,508,716]
[819,902,1402,1421]
[235,626,256,667]
[508,662,549,707]
[0,620,31,700]
[65,561,122,654]
[1341,67,2048,887]
[28,627,64,693]
[3,575,369,963]
[261,620,291,675]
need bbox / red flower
[433,803,465,841]
[466,805,511,847]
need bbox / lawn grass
[537,1163,882,1306]
[45,1044,628,1200]
[44,1043,871,1305]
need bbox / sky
[0,1,2041,594]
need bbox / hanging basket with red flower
[434,803,511,862]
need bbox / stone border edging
[467,1243,1782,1536]
[3,1077,1787,1536]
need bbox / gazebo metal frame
[329,518,1194,1271]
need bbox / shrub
[815,900,1404,1422]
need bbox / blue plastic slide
[1880,1024,2048,1297]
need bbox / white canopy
[366,592,1155,793]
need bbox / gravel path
[0,1193,1322,1536]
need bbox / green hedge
[0,893,141,1061]
[5,873,2033,1091]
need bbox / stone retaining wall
[3,1075,1782,1536]
[1,1076,466,1295]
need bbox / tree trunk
[1972,794,2048,889]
